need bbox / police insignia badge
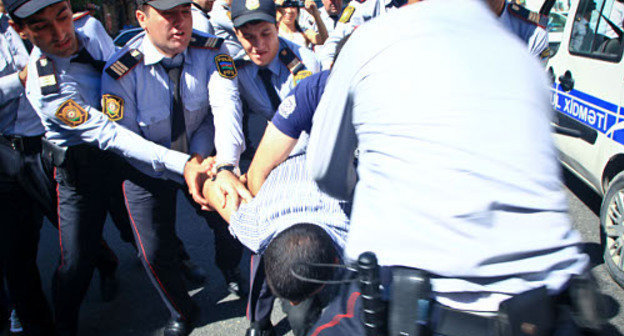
[246,0,260,10]
[278,95,297,119]
[339,5,355,23]
[55,99,89,127]
[293,70,312,86]
[101,94,124,121]
[215,54,238,79]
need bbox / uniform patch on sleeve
[55,99,89,127]
[339,6,355,23]
[278,95,297,119]
[105,49,143,80]
[36,57,59,95]
[215,54,238,79]
[293,70,312,86]
[101,94,124,121]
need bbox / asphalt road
[31,166,624,336]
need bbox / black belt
[1,135,43,154]
[433,304,501,336]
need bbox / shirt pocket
[183,90,209,128]
[136,103,171,146]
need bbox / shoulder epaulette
[278,46,306,75]
[72,11,90,22]
[105,49,143,80]
[36,56,59,95]
[189,31,224,49]
[508,3,548,28]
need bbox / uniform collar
[141,35,191,67]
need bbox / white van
[547,0,624,286]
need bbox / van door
[548,0,624,191]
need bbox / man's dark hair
[264,223,338,303]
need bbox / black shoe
[223,268,248,299]
[163,306,197,336]
[100,271,119,302]
[245,323,275,336]
[181,260,207,284]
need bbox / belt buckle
[10,136,24,152]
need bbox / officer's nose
[51,22,66,42]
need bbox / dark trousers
[122,172,243,321]
[0,137,55,336]
[52,147,128,336]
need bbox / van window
[569,0,624,60]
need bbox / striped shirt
[229,153,351,254]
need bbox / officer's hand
[18,66,28,87]
[304,0,319,15]
[213,170,253,209]
[184,154,213,208]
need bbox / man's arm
[247,123,297,195]
[0,66,26,106]
[201,173,247,223]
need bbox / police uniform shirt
[72,13,116,59]
[499,2,549,61]
[307,0,588,311]
[318,0,397,68]
[210,0,246,59]
[101,31,244,181]
[25,21,190,177]
[271,70,329,139]
[0,13,43,137]
[192,3,216,34]
[236,37,321,120]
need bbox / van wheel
[601,171,624,288]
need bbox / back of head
[264,223,338,303]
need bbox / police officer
[219,0,321,333]
[0,4,54,335]
[306,0,598,335]
[101,1,248,335]
[7,0,215,334]
[298,0,343,37]
[192,0,216,33]
[488,0,550,64]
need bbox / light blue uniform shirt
[101,31,244,182]
[299,7,340,36]
[0,13,43,137]
[235,37,321,120]
[230,153,350,254]
[318,0,399,68]
[26,20,189,178]
[499,2,549,62]
[192,3,216,34]
[307,0,588,311]
[210,0,246,59]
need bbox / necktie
[71,48,106,72]
[258,68,281,119]
[161,55,189,153]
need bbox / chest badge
[55,99,89,128]
[101,94,124,121]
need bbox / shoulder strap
[278,45,306,75]
[72,11,90,22]
[36,56,59,95]
[507,3,548,28]
[189,31,224,49]
[105,49,143,80]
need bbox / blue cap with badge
[4,0,64,19]
[231,0,276,28]
[135,0,192,10]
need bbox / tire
[601,171,624,288]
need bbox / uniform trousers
[122,171,243,321]
[52,145,130,336]
[0,135,56,336]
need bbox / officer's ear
[136,6,150,30]
[8,19,29,41]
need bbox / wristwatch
[216,164,236,175]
